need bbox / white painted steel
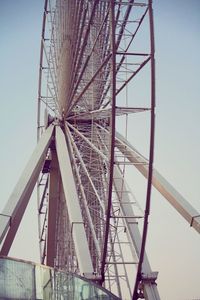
[113,166,160,300]
[67,107,149,121]
[55,125,94,276]
[115,132,200,234]
[66,122,108,162]
[65,124,102,257]
[0,125,55,248]
[65,124,106,214]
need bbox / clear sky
[0,1,200,300]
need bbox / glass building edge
[0,256,121,300]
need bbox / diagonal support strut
[115,132,200,234]
[55,125,94,277]
[0,124,55,255]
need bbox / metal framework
[1,1,200,300]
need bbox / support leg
[55,125,94,276]
[0,125,55,255]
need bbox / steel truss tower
[0,1,200,300]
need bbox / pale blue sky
[0,1,200,299]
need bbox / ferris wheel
[0,1,199,300]
[37,0,157,298]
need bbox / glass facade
[0,257,120,300]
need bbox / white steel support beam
[55,125,94,276]
[115,132,200,234]
[113,166,160,300]
[0,124,55,255]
